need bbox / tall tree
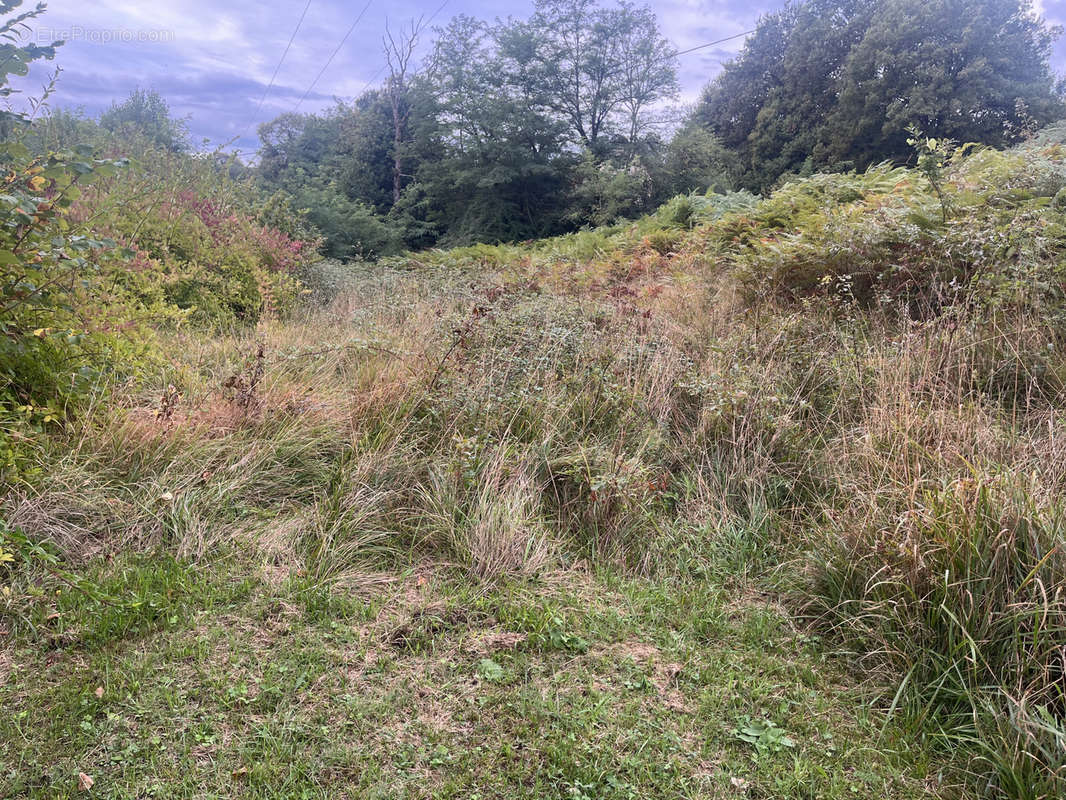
[526,0,677,155]
[825,0,1065,165]
[100,88,189,152]
[383,19,421,204]
[693,0,1064,190]
[254,0,688,251]
[614,1,677,163]
[417,15,569,243]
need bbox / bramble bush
[0,3,320,481]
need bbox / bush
[293,184,403,260]
[712,151,1066,315]
[74,143,318,327]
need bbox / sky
[9,0,1066,155]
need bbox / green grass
[1,549,941,799]
[8,137,1066,797]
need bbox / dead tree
[383,18,422,204]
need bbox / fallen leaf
[77,772,93,791]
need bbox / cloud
[7,0,1065,152]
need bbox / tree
[257,112,313,185]
[614,1,677,163]
[692,0,1064,190]
[691,5,799,179]
[252,0,686,250]
[414,15,569,243]
[336,93,399,213]
[662,124,738,196]
[100,88,188,152]
[825,0,1065,166]
[526,0,677,156]
[383,19,422,204]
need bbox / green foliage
[254,1,689,251]
[647,190,759,231]
[906,125,955,221]
[661,124,739,196]
[713,147,1066,312]
[75,141,315,327]
[0,2,320,479]
[290,184,400,260]
[0,1,59,122]
[256,102,406,255]
[100,88,189,153]
[694,0,1065,190]
[0,32,148,479]
[565,152,656,227]
[734,718,796,756]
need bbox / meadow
[3,127,1066,798]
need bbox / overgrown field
[4,131,1066,798]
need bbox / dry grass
[5,243,1066,796]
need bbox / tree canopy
[693,0,1065,190]
[254,0,703,253]
[100,88,189,152]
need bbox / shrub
[75,144,317,327]
[712,150,1066,316]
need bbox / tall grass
[6,141,1066,795]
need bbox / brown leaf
[77,772,94,791]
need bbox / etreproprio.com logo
[36,27,175,44]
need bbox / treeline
[255,0,736,256]
[694,0,1066,190]
[256,0,1064,256]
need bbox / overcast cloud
[10,0,1066,153]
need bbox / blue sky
[11,0,1066,154]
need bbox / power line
[235,10,750,158]
[293,0,374,112]
[242,0,313,141]
[353,16,747,102]
[672,28,756,59]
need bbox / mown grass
[2,551,941,799]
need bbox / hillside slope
[4,133,1066,798]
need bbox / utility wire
[236,10,752,159]
[352,16,749,100]
[293,0,374,112]
[671,28,756,59]
[354,0,451,100]
[241,0,313,141]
